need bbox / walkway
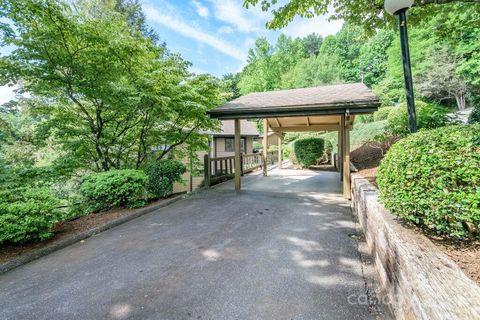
[0,168,372,320]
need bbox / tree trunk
[455,92,466,111]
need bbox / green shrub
[469,104,480,124]
[377,124,480,239]
[387,101,449,137]
[292,137,325,168]
[323,140,333,162]
[253,141,263,152]
[268,145,278,152]
[143,160,186,198]
[80,170,148,212]
[282,144,291,159]
[356,114,374,124]
[373,106,394,121]
[0,187,62,243]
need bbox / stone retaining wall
[351,174,480,320]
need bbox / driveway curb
[0,193,190,275]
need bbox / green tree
[301,33,323,57]
[280,54,340,89]
[358,29,394,86]
[243,0,479,32]
[238,35,304,94]
[0,0,222,171]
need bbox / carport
[208,83,380,199]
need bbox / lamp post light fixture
[385,0,417,133]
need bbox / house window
[225,138,245,153]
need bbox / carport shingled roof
[208,83,380,119]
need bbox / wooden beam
[339,116,344,182]
[278,134,283,169]
[269,124,340,132]
[234,119,241,192]
[306,117,310,126]
[274,118,281,127]
[263,119,268,176]
[342,115,351,199]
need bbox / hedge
[143,159,186,198]
[292,137,325,168]
[387,101,449,137]
[80,169,149,212]
[0,187,62,243]
[373,106,394,121]
[377,124,480,239]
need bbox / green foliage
[470,104,480,124]
[355,114,374,124]
[80,170,148,212]
[253,141,263,152]
[377,124,480,239]
[238,35,305,94]
[301,33,323,57]
[350,120,388,145]
[292,138,325,167]
[280,54,341,89]
[359,29,394,86]
[268,145,279,152]
[373,107,394,121]
[0,0,222,171]
[0,187,62,243]
[387,101,449,137]
[143,160,186,198]
[243,0,473,33]
[282,144,291,159]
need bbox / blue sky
[143,0,343,76]
[0,0,343,103]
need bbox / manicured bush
[387,101,449,137]
[373,106,394,121]
[0,187,62,243]
[143,160,186,198]
[377,124,480,239]
[80,170,148,212]
[292,137,325,168]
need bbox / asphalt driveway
[0,168,372,320]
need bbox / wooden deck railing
[204,152,276,187]
[241,153,262,174]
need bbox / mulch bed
[0,197,175,263]
[351,142,480,286]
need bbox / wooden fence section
[203,152,277,187]
[242,153,262,174]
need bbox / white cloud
[143,5,246,62]
[0,85,16,105]
[217,25,234,34]
[281,15,343,39]
[191,0,209,18]
[209,0,267,33]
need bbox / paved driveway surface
[0,169,372,320]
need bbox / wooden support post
[203,154,211,188]
[234,119,241,191]
[262,119,268,176]
[342,114,351,200]
[277,134,283,169]
[338,119,344,180]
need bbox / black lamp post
[385,0,417,133]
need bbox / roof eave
[208,101,380,120]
